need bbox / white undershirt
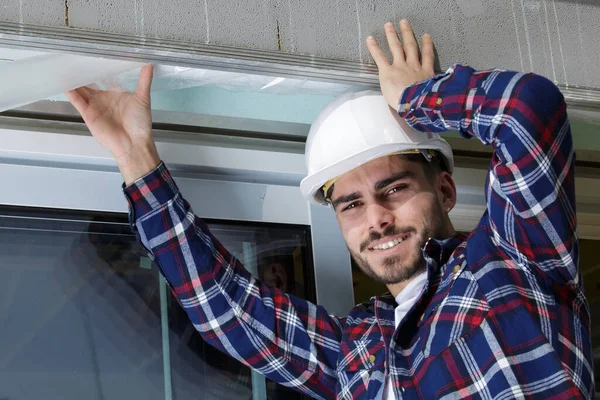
[383,272,428,400]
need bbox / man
[67,20,593,399]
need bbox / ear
[437,172,457,213]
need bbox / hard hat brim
[300,140,454,206]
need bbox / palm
[83,90,151,158]
[66,65,154,161]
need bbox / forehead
[332,155,421,195]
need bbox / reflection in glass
[0,207,313,400]
[0,214,164,400]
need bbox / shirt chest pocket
[338,339,385,371]
[336,339,386,398]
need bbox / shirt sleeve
[399,64,578,286]
[123,163,343,400]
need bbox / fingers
[80,86,100,99]
[421,33,435,74]
[366,35,391,69]
[399,19,419,65]
[384,22,405,64]
[136,64,154,101]
[65,88,90,117]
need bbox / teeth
[372,237,404,250]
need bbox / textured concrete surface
[1,0,599,88]
[0,0,64,26]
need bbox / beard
[349,202,447,285]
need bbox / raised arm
[66,67,343,399]
[367,21,577,285]
[124,163,343,399]
[399,67,577,284]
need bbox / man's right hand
[66,64,160,185]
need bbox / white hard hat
[300,90,454,205]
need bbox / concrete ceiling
[1,0,599,90]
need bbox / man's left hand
[366,20,436,110]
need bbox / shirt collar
[423,233,468,273]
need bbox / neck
[387,272,424,298]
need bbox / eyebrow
[331,171,416,210]
[331,192,361,210]
[374,171,416,191]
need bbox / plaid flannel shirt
[124,65,593,399]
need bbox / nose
[366,202,395,232]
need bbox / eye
[386,184,407,195]
[342,201,362,212]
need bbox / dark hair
[397,152,446,184]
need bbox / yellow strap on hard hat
[322,149,437,201]
[321,178,338,201]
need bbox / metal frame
[2,21,600,110]
[5,100,313,140]
[0,22,378,87]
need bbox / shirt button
[420,313,425,322]
[401,103,411,112]
[368,354,376,363]
[436,97,443,105]
[402,387,406,392]
[453,265,461,274]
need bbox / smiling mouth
[369,233,411,251]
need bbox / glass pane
[0,207,313,400]
[0,209,165,400]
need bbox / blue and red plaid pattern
[124,64,593,399]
